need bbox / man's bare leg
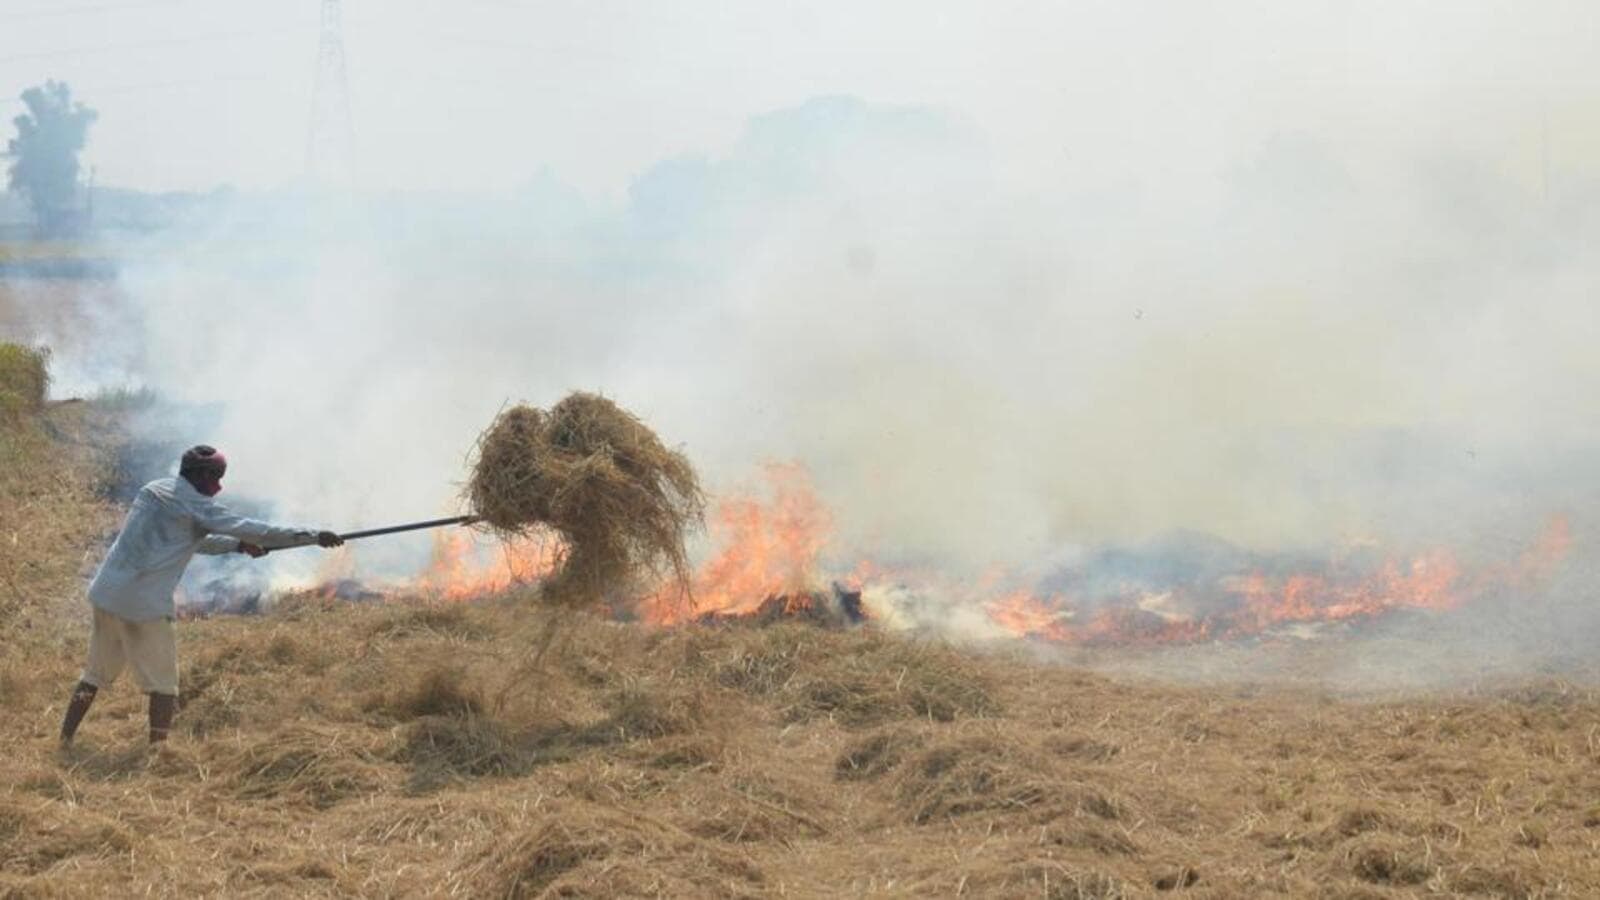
[148,692,177,744]
[59,681,98,745]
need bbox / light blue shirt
[87,476,316,621]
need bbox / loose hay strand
[467,393,705,609]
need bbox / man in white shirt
[59,444,344,746]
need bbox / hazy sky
[1,0,1597,196]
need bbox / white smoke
[14,86,1594,679]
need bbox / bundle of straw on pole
[467,393,703,607]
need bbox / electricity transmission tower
[306,0,355,189]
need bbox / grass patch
[835,728,923,782]
[482,803,763,898]
[892,736,1116,825]
[587,682,702,742]
[374,666,484,720]
[1045,734,1122,763]
[1342,835,1436,886]
[370,602,489,641]
[226,726,390,809]
[398,714,531,789]
[0,342,48,419]
[0,798,135,875]
[0,347,120,639]
[692,625,998,726]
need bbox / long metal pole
[337,515,478,541]
[256,515,479,555]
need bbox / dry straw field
[3,354,1600,898]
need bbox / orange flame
[985,590,1074,641]
[1228,550,1462,635]
[262,476,1575,650]
[642,461,831,624]
[984,590,1213,645]
[314,543,357,584]
[413,528,560,601]
[980,517,1572,645]
[1511,514,1572,586]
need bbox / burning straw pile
[467,393,703,608]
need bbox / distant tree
[5,81,96,236]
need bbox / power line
[0,0,199,23]
[436,31,756,73]
[0,74,273,107]
[0,23,313,65]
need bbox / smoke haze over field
[4,3,1599,655]
[90,94,1599,575]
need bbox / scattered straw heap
[467,393,703,607]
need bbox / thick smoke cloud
[64,92,1596,598]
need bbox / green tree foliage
[5,81,96,235]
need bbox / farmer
[58,445,344,746]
